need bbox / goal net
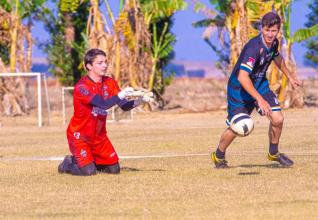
[0,72,51,127]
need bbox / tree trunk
[10,15,18,72]
[0,74,28,116]
[0,4,32,117]
[281,43,304,107]
[236,0,249,50]
[64,13,75,53]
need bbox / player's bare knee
[272,114,284,127]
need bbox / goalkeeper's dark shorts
[226,90,281,126]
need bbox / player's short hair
[84,48,107,70]
[261,12,281,29]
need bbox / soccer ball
[230,113,254,137]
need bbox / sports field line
[0,151,318,162]
[0,153,209,162]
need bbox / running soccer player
[211,12,302,168]
[58,48,151,175]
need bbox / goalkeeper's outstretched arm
[118,99,140,111]
[89,94,144,111]
[90,94,121,110]
[89,87,142,110]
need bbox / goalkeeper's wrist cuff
[133,98,143,107]
[117,92,126,100]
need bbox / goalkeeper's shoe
[211,152,229,168]
[268,152,294,167]
[58,155,73,174]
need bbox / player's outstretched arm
[238,70,271,116]
[89,87,135,110]
[90,95,121,110]
[274,55,302,89]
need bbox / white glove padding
[141,93,154,103]
[118,87,134,100]
[134,92,154,106]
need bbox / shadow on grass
[237,163,292,169]
[238,171,260,176]
[121,167,165,172]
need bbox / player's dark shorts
[67,130,119,168]
[226,90,281,126]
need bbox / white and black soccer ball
[230,113,254,137]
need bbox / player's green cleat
[268,152,294,167]
[211,152,229,168]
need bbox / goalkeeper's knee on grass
[96,163,120,174]
[58,156,97,176]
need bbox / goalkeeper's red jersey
[67,75,120,144]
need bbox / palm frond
[292,24,318,43]
[59,0,81,13]
[216,0,231,14]
[192,19,215,28]
[142,0,186,23]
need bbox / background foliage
[40,0,89,86]
[304,0,318,68]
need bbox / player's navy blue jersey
[227,34,280,105]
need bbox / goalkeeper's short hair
[84,49,107,70]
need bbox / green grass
[0,108,318,219]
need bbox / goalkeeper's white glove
[140,93,154,103]
[133,93,154,106]
[117,87,134,100]
[135,92,154,104]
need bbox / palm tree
[140,0,186,94]
[0,0,46,116]
[41,0,89,86]
[87,0,153,88]
[274,0,317,107]
[192,0,251,75]
[89,0,186,97]
[59,0,89,83]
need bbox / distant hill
[165,60,317,79]
[30,57,317,79]
[297,67,318,79]
[164,60,225,78]
[31,57,49,74]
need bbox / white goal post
[61,86,133,125]
[0,72,50,127]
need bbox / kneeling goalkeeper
[58,49,151,176]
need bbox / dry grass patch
[0,108,318,219]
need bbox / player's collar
[86,75,103,84]
[86,75,96,83]
[260,34,271,52]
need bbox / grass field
[0,108,318,219]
